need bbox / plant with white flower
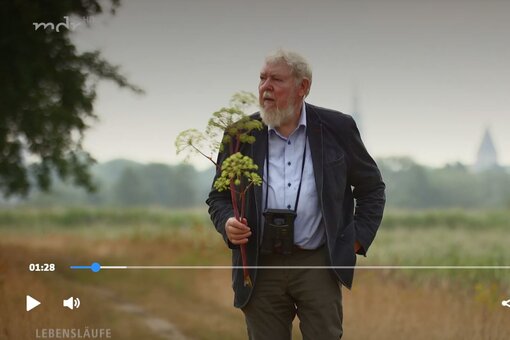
[175,91,262,287]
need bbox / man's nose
[259,79,273,92]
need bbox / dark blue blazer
[206,103,386,308]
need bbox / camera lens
[274,217,285,225]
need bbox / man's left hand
[354,240,362,253]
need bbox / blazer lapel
[306,103,324,201]
[250,123,268,240]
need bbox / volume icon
[63,297,80,310]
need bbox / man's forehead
[260,61,292,76]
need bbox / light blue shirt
[262,103,325,249]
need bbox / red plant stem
[225,135,251,286]
[235,133,241,153]
[229,181,240,219]
[239,244,250,284]
[230,180,250,284]
[190,143,218,168]
[240,190,246,223]
[239,190,249,275]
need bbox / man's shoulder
[248,104,355,129]
[249,112,262,120]
[306,103,355,128]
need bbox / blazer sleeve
[346,116,386,255]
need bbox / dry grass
[343,271,510,340]
[0,242,161,340]
[2,209,510,339]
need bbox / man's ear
[298,78,311,98]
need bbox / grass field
[1,208,510,339]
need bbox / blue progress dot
[91,262,101,272]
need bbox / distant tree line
[2,157,509,210]
[12,159,215,208]
[379,157,510,209]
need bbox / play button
[26,295,41,312]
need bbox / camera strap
[265,127,308,213]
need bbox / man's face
[258,61,300,126]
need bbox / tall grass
[1,207,508,229]
[0,207,211,233]
[381,209,510,229]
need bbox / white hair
[265,49,313,96]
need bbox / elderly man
[207,49,385,340]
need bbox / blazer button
[340,233,345,238]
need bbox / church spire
[474,127,499,171]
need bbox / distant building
[474,127,499,171]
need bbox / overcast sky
[71,0,510,168]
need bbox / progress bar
[70,263,510,273]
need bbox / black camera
[261,209,297,255]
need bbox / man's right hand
[225,217,252,245]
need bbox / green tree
[0,0,143,197]
[113,168,150,206]
[170,164,199,207]
[379,157,436,208]
[139,163,197,207]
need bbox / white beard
[259,99,296,127]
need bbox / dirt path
[1,239,191,340]
[86,286,190,340]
